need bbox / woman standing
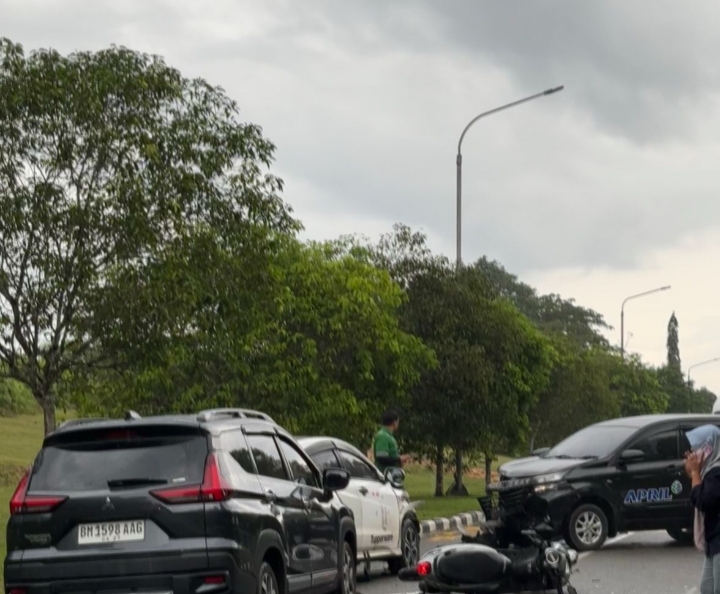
[686,424,720,594]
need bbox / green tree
[609,356,669,417]
[72,236,434,445]
[358,227,553,495]
[471,257,610,349]
[0,39,297,434]
[667,312,681,369]
[529,339,620,451]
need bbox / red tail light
[10,470,67,515]
[151,452,232,504]
[417,561,432,576]
[203,576,226,585]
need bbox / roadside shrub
[0,379,39,416]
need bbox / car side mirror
[384,467,405,488]
[620,449,645,463]
[322,468,350,493]
[532,447,550,457]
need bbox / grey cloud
[4,0,720,274]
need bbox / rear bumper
[4,551,254,594]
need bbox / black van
[485,414,720,551]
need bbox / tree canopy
[0,39,296,433]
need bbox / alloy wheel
[403,525,419,567]
[575,510,603,546]
[261,569,278,594]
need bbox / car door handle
[359,487,368,496]
[265,489,277,503]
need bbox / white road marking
[578,531,635,559]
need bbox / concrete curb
[419,510,485,535]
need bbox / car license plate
[78,520,145,545]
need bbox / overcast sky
[5,0,720,404]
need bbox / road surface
[357,530,704,594]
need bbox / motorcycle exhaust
[398,567,420,581]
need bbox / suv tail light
[151,452,232,504]
[10,470,67,515]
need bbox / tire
[258,562,280,594]
[388,519,420,575]
[566,504,608,551]
[337,539,356,594]
[667,527,694,545]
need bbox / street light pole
[455,85,564,269]
[688,358,720,385]
[687,357,720,414]
[620,285,672,359]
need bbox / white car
[298,436,421,574]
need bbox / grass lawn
[403,457,512,521]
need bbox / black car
[4,408,355,594]
[485,414,720,551]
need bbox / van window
[629,430,679,462]
[547,425,637,459]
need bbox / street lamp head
[544,86,565,95]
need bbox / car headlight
[532,472,566,493]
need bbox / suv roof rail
[57,418,109,430]
[197,408,275,423]
[124,410,142,420]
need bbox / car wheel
[337,540,356,594]
[388,519,420,575]
[258,562,280,594]
[567,504,608,551]
[667,527,694,545]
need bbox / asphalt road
[357,530,705,594]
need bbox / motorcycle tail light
[417,561,432,576]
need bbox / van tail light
[151,453,232,504]
[10,470,67,515]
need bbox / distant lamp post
[687,357,720,414]
[620,285,671,359]
[688,358,720,386]
[455,86,564,269]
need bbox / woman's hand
[684,450,703,478]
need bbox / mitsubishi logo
[102,496,114,511]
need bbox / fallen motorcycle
[398,527,579,594]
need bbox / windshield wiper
[550,455,575,459]
[107,478,168,488]
[580,455,598,459]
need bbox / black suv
[485,414,720,551]
[4,408,355,594]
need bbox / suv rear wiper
[107,478,169,488]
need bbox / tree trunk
[446,448,469,496]
[434,445,444,497]
[529,431,537,454]
[39,395,56,435]
[484,454,493,491]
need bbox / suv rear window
[29,426,209,492]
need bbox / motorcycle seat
[500,547,539,580]
[435,544,511,584]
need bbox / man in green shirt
[373,409,403,473]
